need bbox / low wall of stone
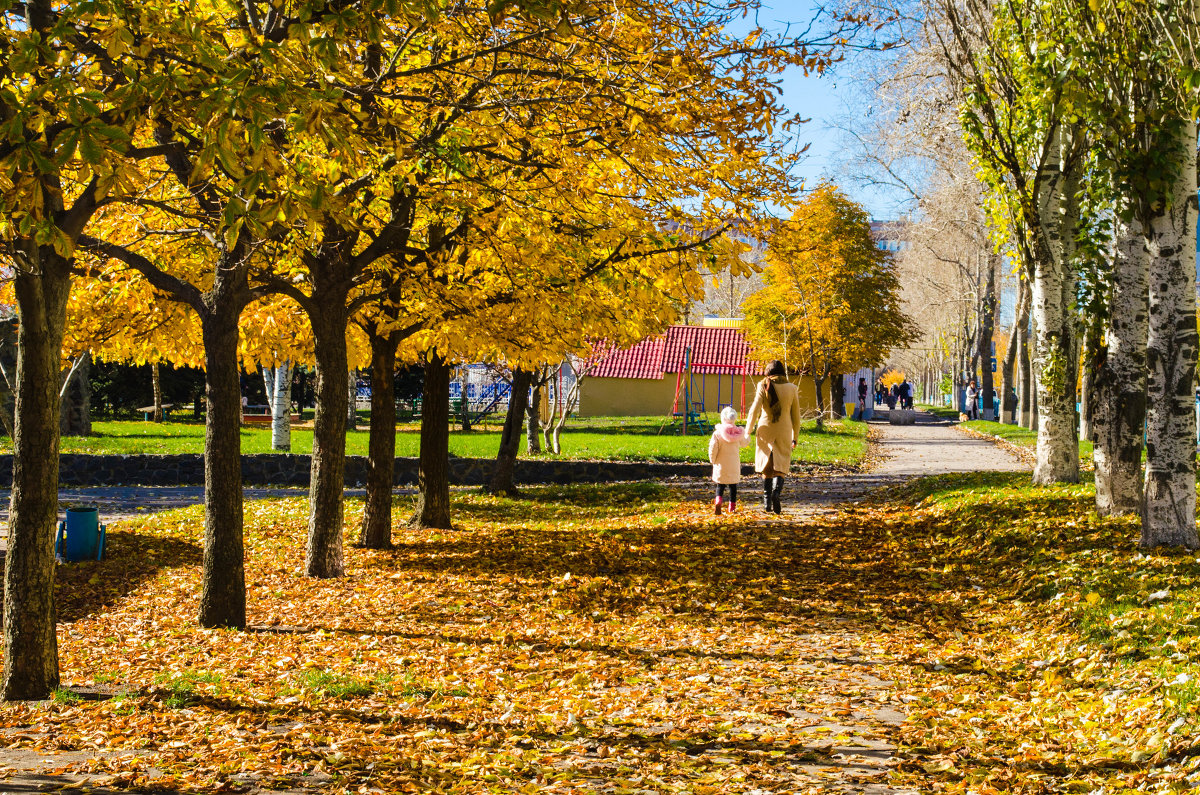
[0,454,732,488]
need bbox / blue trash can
[55,506,106,562]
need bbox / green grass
[23,416,870,467]
[960,418,1093,459]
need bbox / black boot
[771,477,784,514]
[762,478,773,513]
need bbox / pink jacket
[708,423,750,484]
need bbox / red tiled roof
[589,326,764,380]
[588,335,666,379]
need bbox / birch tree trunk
[1079,317,1101,443]
[346,369,358,431]
[1030,127,1080,484]
[1141,119,1199,549]
[813,374,826,430]
[1093,216,1149,516]
[263,362,292,452]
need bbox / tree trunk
[978,256,997,421]
[197,307,247,629]
[489,369,532,495]
[459,367,472,432]
[1029,129,1079,484]
[1001,282,1029,424]
[1141,119,1199,549]
[59,354,90,437]
[813,374,826,431]
[411,353,452,530]
[1078,316,1101,443]
[346,369,358,431]
[830,374,846,418]
[360,332,398,549]
[1093,216,1149,516]
[526,379,542,454]
[151,361,163,423]
[268,362,292,451]
[305,306,350,578]
[3,257,70,700]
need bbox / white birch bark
[268,361,292,452]
[1092,216,1149,516]
[1141,118,1199,548]
[1030,125,1080,484]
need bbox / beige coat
[708,424,750,484]
[745,377,802,474]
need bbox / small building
[579,321,820,418]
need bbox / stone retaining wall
[0,454,731,487]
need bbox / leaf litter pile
[2,475,1198,792]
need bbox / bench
[136,403,174,421]
[243,413,301,424]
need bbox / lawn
[18,416,870,467]
[868,472,1199,792]
[959,418,1094,460]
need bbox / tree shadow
[51,530,202,623]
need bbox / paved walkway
[688,409,1027,794]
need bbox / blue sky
[753,2,909,221]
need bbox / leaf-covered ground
[1,483,912,793]
[4,473,1191,793]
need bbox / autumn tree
[744,184,917,429]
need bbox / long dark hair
[760,360,786,422]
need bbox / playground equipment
[660,346,750,435]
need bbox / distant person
[875,380,885,405]
[965,379,979,420]
[899,378,913,410]
[746,360,802,515]
[708,406,751,515]
[857,377,869,418]
[887,383,897,410]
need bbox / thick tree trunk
[152,361,163,422]
[489,369,532,495]
[1093,216,1149,516]
[1030,130,1079,484]
[3,259,70,700]
[525,379,542,454]
[978,256,997,421]
[1141,120,1199,549]
[360,332,398,549]
[306,306,350,578]
[411,353,452,530]
[268,362,292,451]
[198,308,247,629]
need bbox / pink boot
[714,497,723,516]
[728,501,737,514]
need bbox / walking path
[0,411,1025,794]
[697,409,1027,793]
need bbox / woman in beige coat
[745,360,802,514]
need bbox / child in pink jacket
[708,406,750,515]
